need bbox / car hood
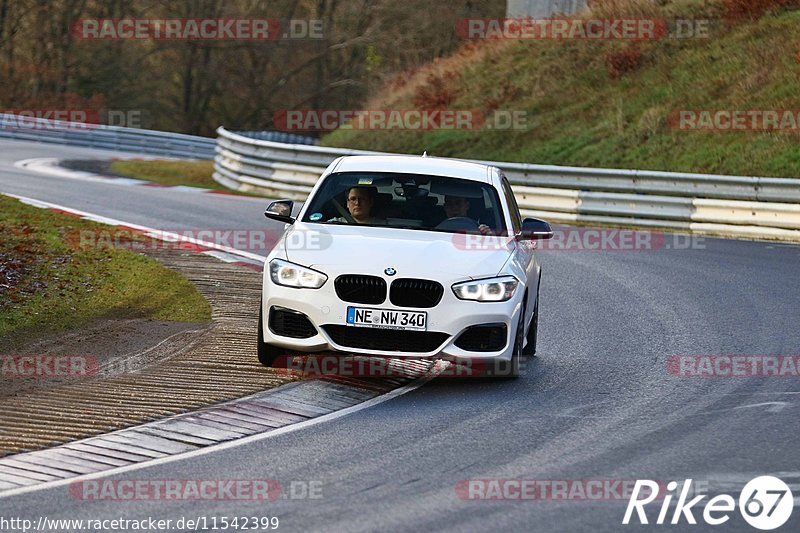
[283,223,514,279]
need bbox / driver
[329,186,385,225]
[443,195,492,235]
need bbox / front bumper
[260,268,523,363]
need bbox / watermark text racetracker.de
[456,18,714,40]
[71,18,323,40]
[1,355,95,379]
[670,109,800,132]
[668,355,800,377]
[69,478,322,501]
[1,109,150,129]
[457,478,729,502]
[0,354,191,380]
[0,109,99,130]
[273,109,529,132]
[0,354,177,380]
[273,355,521,379]
[452,229,705,252]
[456,479,665,501]
[73,227,332,253]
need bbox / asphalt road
[0,141,276,255]
[1,139,799,532]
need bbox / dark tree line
[0,0,503,136]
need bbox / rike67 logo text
[623,477,793,530]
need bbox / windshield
[301,172,506,234]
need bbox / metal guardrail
[3,114,796,241]
[213,127,800,241]
[0,113,215,159]
[233,130,319,146]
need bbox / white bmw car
[258,155,553,377]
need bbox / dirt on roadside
[0,317,210,398]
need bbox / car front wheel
[522,299,538,357]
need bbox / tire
[257,300,282,367]
[522,299,538,357]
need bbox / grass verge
[109,159,266,197]
[0,195,211,349]
[109,159,222,189]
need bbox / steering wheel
[434,217,480,232]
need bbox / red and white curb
[2,192,265,271]
[14,157,238,196]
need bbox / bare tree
[0,0,504,134]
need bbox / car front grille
[389,278,444,308]
[269,307,317,339]
[454,324,508,352]
[334,275,387,305]
[322,325,449,353]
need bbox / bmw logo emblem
[384,267,397,276]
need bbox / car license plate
[346,307,427,331]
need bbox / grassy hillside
[0,195,211,348]
[323,0,800,178]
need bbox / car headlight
[452,276,519,302]
[269,259,327,289]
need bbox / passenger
[329,186,385,225]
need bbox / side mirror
[264,200,295,224]
[519,217,553,240]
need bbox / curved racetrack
[1,139,798,532]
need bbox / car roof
[332,155,495,184]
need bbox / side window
[501,176,522,234]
